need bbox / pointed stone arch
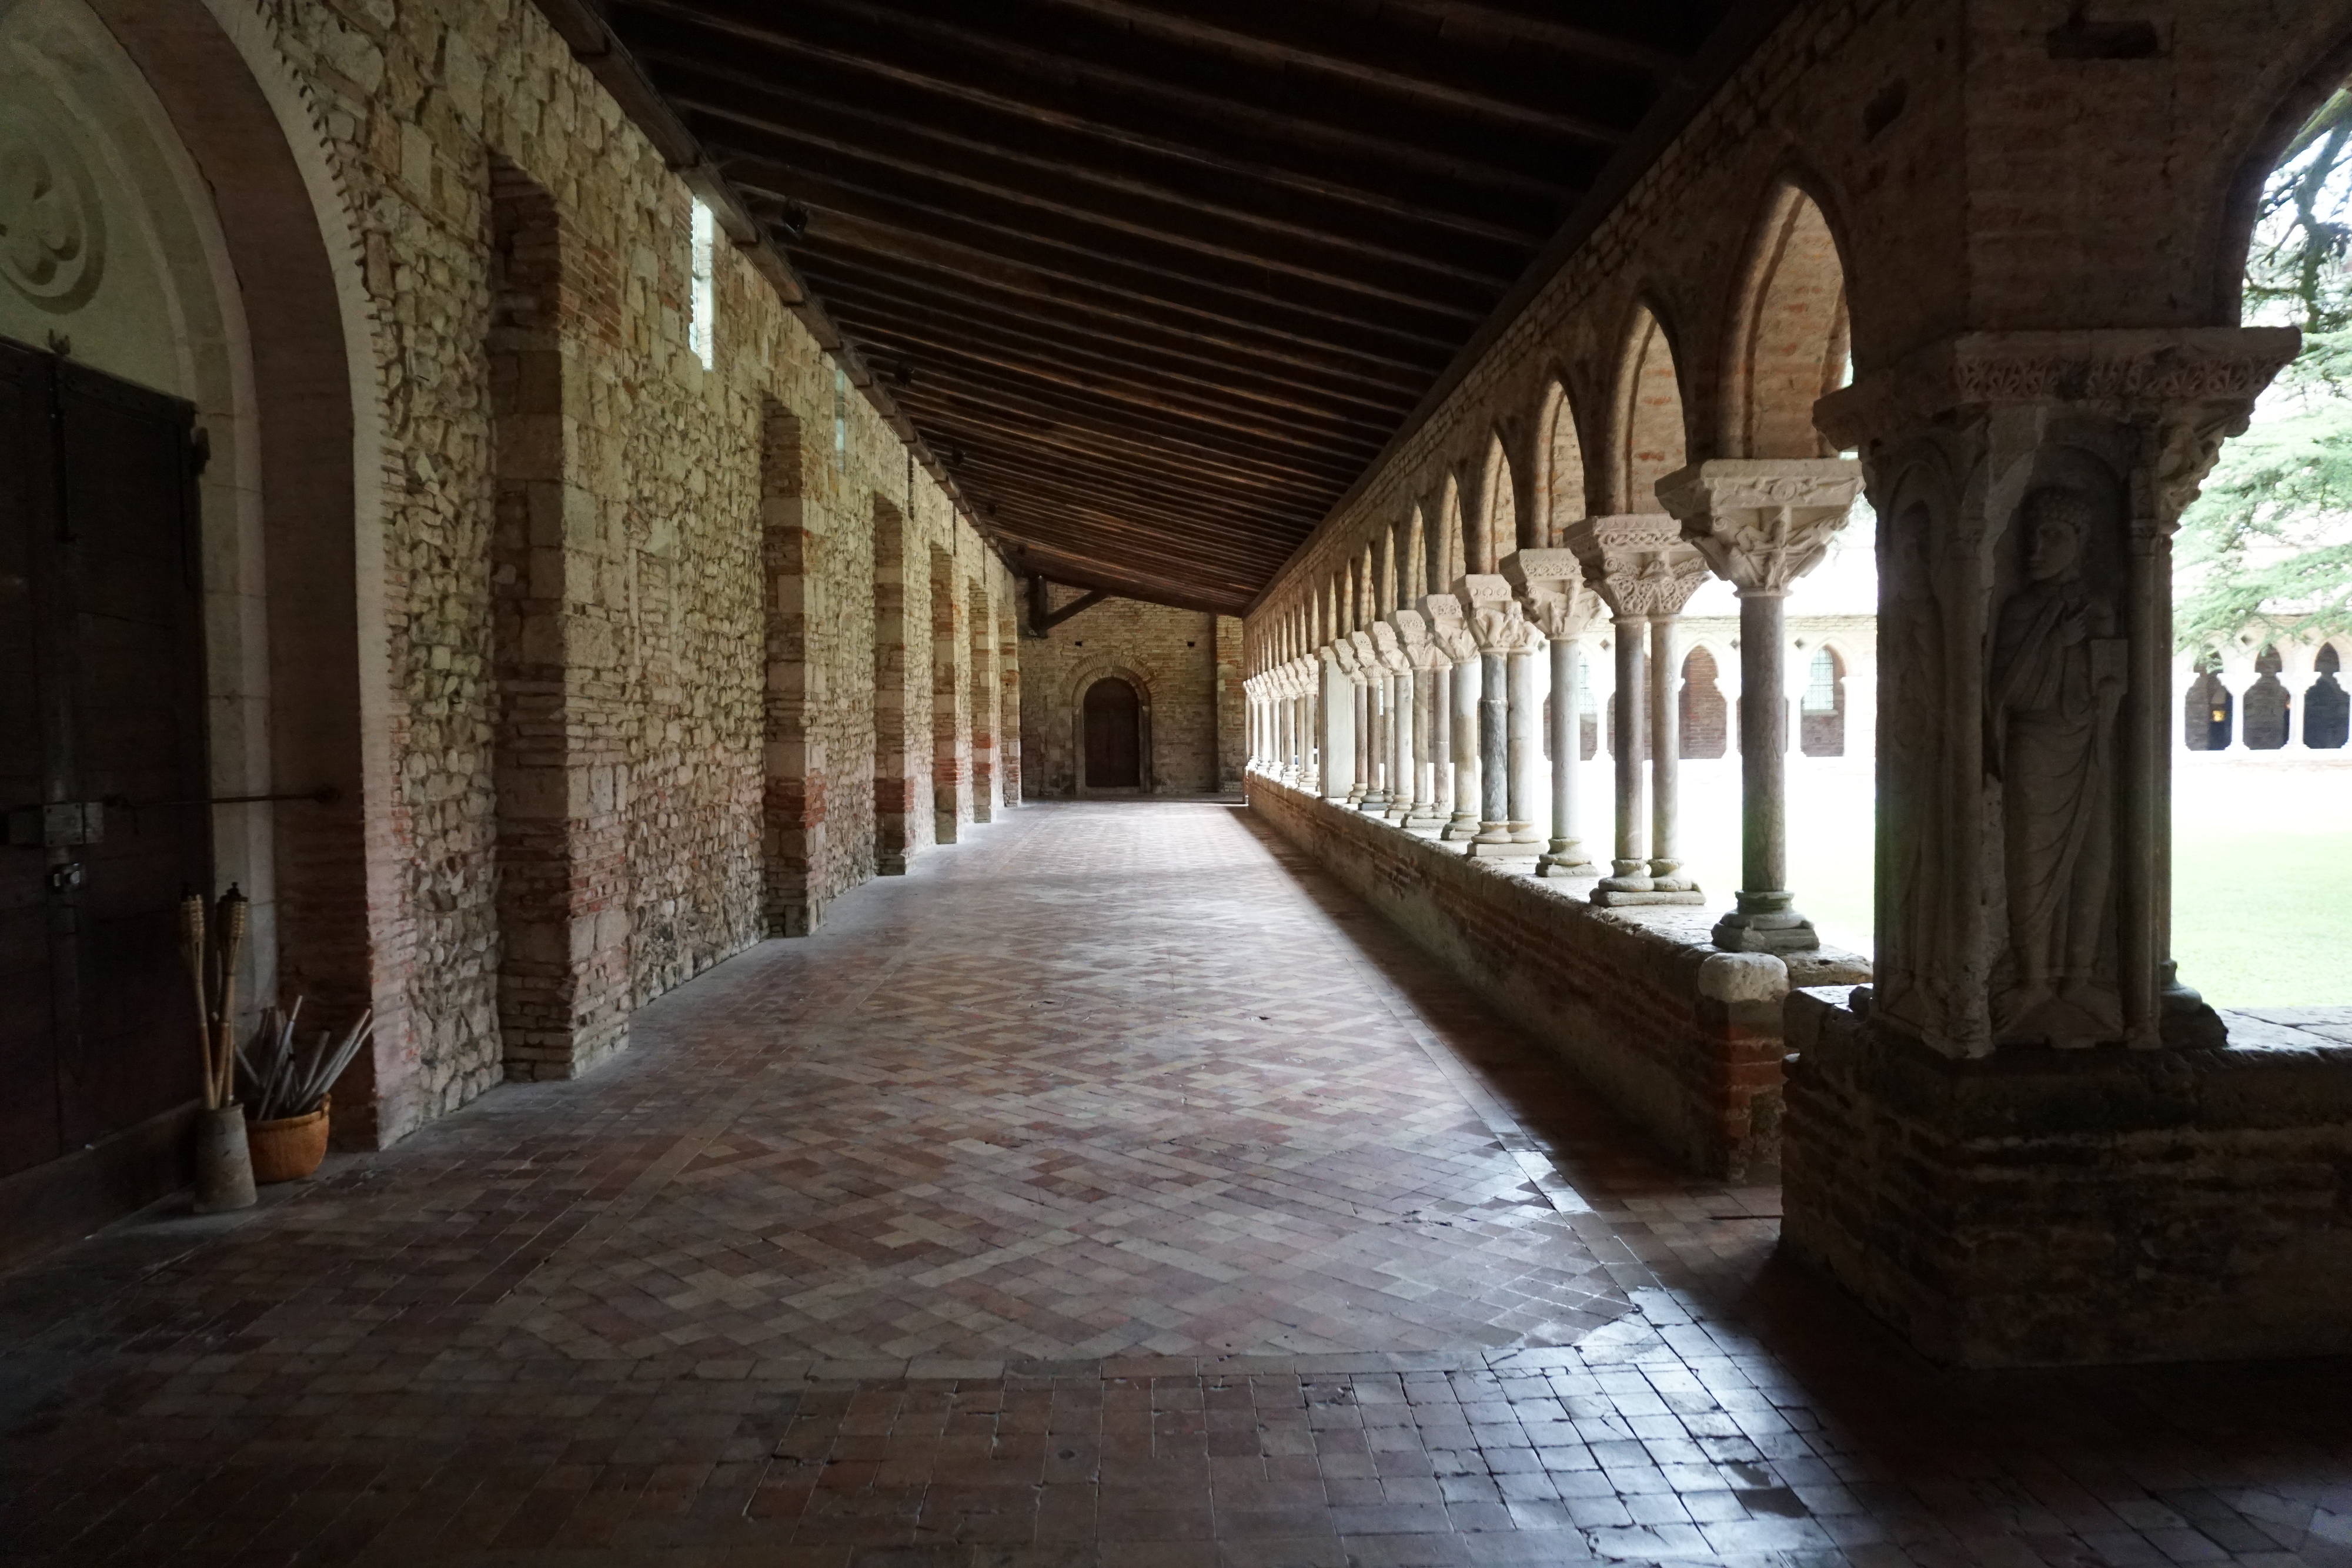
[1725,182,1853,459]
[1613,303,1689,513]
[1535,376,1589,547]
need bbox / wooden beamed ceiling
[594,0,1762,614]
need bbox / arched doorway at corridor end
[1081,676,1145,793]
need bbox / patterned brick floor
[2,800,2348,1567]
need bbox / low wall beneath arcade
[1783,988,2352,1365]
[1247,770,1867,1179]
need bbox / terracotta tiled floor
[2,800,2348,1567]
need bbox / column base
[2160,964,2229,1049]
[1465,831,1537,861]
[1439,814,1481,840]
[1712,891,1820,953]
[1536,840,1594,878]
[1592,886,1705,905]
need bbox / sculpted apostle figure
[1987,485,2128,1044]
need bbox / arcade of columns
[1244,457,1865,958]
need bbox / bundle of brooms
[238,999,375,1123]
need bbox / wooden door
[1,336,210,1178]
[1083,677,1141,789]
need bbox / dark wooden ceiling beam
[1028,0,1649,142]
[776,210,1452,379]
[670,82,1516,302]
[983,503,1298,587]
[983,503,1286,590]
[721,158,1481,350]
[794,250,1429,403]
[1365,0,1691,75]
[614,0,1585,214]
[704,126,1500,324]
[937,446,1321,551]
[898,382,1358,499]
[842,320,1387,463]
[753,0,1605,179]
[814,276,1411,431]
[1000,545,1247,615]
[636,48,1534,273]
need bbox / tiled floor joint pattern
[2,801,2347,1566]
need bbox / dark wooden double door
[1,336,211,1197]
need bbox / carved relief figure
[1987,485,2127,1045]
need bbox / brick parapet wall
[1248,771,1867,1178]
[1783,989,2352,1365]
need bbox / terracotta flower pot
[246,1096,330,1184]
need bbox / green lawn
[1659,756,2350,1007]
[2173,827,2352,1006]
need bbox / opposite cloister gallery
[4,1,2352,1564]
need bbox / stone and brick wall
[1019,587,1241,797]
[161,0,1017,1144]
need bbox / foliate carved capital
[1469,600,1539,657]
[1325,638,1358,677]
[1562,513,1710,619]
[1813,327,2300,453]
[1526,580,1603,642]
[1387,607,1431,655]
[1658,459,1863,594]
[1368,620,1411,674]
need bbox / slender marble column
[1319,651,1352,802]
[1647,616,1693,890]
[1474,648,1511,845]
[1540,635,1592,876]
[1361,666,1389,811]
[1430,664,1453,821]
[1506,646,1544,844]
[1598,614,1650,892]
[1659,459,1864,948]
[1444,655,1481,838]
[1351,676,1371,803]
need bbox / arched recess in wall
[1613,304,1689,513]
[1401,507,1427,602]
[1435,473,1465,589]
[1475,430,1519,569]
[1724,182,1853,458]
[15,0,385,1141]
[1064,660,1154,795]
[1535,377,1588,546]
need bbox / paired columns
[1564,516,1709,905]
[1660,460,1865,951]
[1504,550,1601,878]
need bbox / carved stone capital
[1657,459,1863,594]
[1562,513,1710,620]
[1469,600,1538,657]
[1325,638,1358,678]
[1526,579,1603,642]
[1368,620,1411,674]
[1813,327,2300,453]
[1498,547,1584,594]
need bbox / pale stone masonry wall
[203,0,1015,1142]
[1020,588,1240,797]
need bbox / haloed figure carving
[1988,486,2128,1046]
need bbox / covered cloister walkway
[1,802,2346,1566]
